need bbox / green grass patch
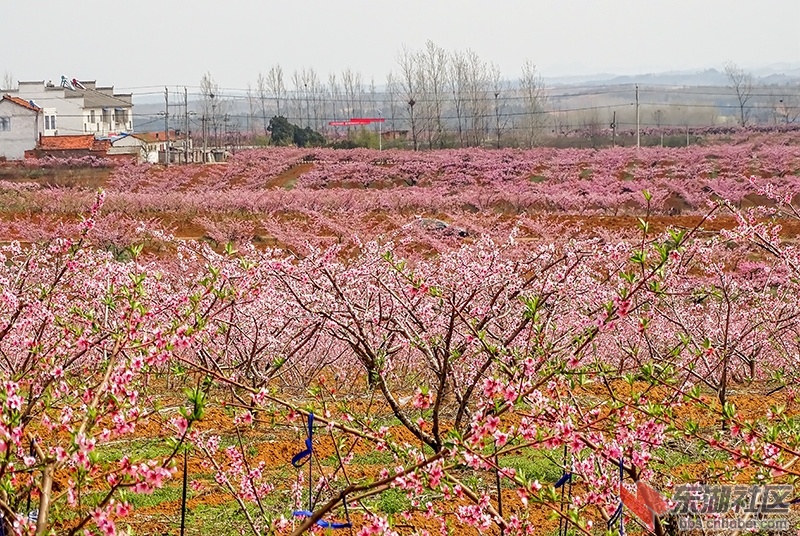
[350,450,396,466]
[653,440,730,471]
[500,449,563,484]
[182,500,257,536]
[377,488,412,515]
[96,438,175,463]
[122,486,185,509]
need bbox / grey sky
[2,0,798,93]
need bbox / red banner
[329,118,385,126]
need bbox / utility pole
[686,125,690,147]
[635,84,640,149]
[408,98,417,151]
[184,87,189,164]
[305,83,310,128]
[378,109,382,151]
[611,111,617,147]
[211,94,217,149]
[164,87,170,167]
[494,91,501,149]
[202,115,207,162]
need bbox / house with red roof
[24,134,111,159]
[0,95,43,160]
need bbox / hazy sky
[2,0,798,94]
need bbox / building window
[90,110,96,123]
[45,116,50,130]
[51,115,56,129]
[114,109,128,124]
[0,117,10,131]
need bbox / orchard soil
[1,156,797,535]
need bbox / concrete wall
[8,82,133,137]
[0,100,41,160]
[109,136,146,162]
[10,82,84,136]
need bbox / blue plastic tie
[608,502,623,528]
[608,456,625,530]
[554,473,572,488]
[293,510,353,529]
[289,414,353,530]
[291,413,314,467]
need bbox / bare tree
[265,64,285,117]
[775,90,800,125]
[421,40,448,148]
[397,46,419,150]
[256,72,271,139]
[490,63,508,148]
[449,51,469,148]
[297,67,319,128]
[385,72,399,131]
[245,83,257,139]
[724,62,754,127]
[341,68,364,120]
[415,54,434,149]
[581,109,603,148]
[328,72,341,126]
[519,59,546,148]
[368,77,378,128]
[307,68,323,131]
[464,49,490,147]
[291,70,304,125]
[1,71,15,91]
[652,108,664,127]
[200,72,226,148]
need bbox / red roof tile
[131,131,180,143]
[2,95,41,112]
[39,135,98,150]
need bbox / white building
[110,131,194,164]
[5,80,133,137]
[0,95,43,160]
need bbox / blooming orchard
[0,146,800,535]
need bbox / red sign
[329,118,385,127]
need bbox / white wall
[109,135,146,162]
[9,83,84,136]
[84,107,132,136]
[0,100,42,160]
[8,82,132,137]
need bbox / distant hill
[545,64,800,87]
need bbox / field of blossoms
[0,142,800,535]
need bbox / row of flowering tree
[1,190,800,534]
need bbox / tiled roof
[131,131,180,143]
[39,135,110,151]
[1,95,41,112]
